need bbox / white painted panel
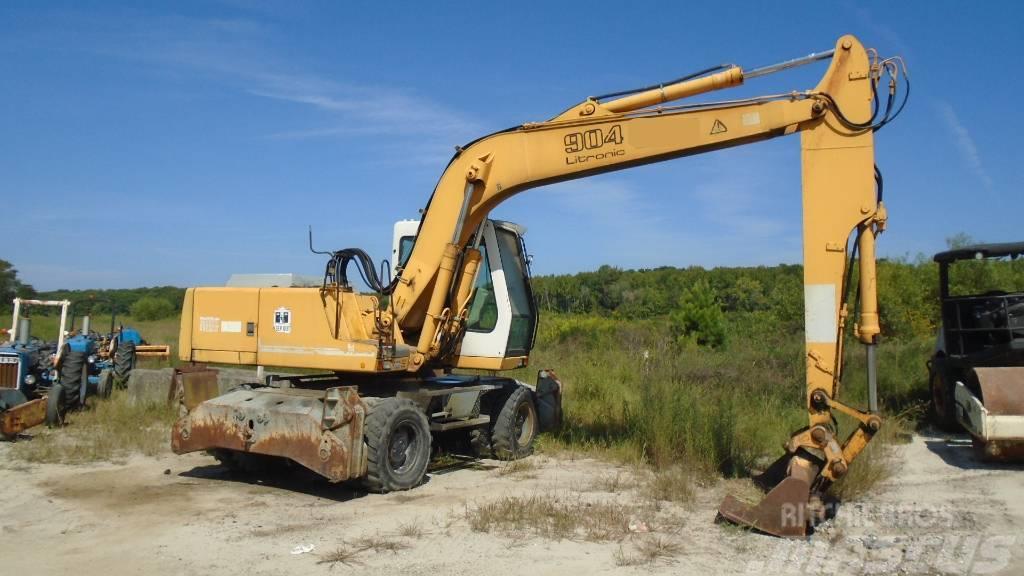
[804,284,837,343]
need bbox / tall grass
[519,314,929,496]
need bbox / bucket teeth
[717,452,821,538]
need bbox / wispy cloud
[76,13,481,162]
[935,100,994,190]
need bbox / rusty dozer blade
[718,450,823,538]
[1,393,48,440]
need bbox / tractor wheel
[97,369,114,399]
[362,398,431,493]
[59,349,86,408]
[46,385,67,428]
[930,368,959,431]
[114,340,136,389]
[491,386,538,460]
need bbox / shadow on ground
[923,433,1024,471]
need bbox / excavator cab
[393,219,538,369]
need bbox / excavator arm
[393,34,905,536]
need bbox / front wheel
[362,398,431,493]
[491,386,538,460]
[46,385,67,428]
[97,370,114,399]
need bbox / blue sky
[2,1,1020,291]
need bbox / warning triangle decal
[710,119,728,135]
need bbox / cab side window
[466,245,498,332]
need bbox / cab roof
[933,242,1024,264]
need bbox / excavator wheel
[491,386,538,460]
[362,397,431,493]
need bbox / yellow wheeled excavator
[172,34,909,537]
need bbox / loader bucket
[717,452,822,538]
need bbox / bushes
[668,279,726,348]
[130,296,175,321]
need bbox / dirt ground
[0,433,1021,576]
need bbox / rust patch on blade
[1,397,47,438]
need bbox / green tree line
[532,254,1024,346]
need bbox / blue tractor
[47,315,141,426]
[1,299,70,438]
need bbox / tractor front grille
[0,354,19,389]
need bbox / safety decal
[273,307,292,334]
[710,119,728,135]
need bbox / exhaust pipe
[16,318,30,346]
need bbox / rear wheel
[930,368,959,431]
[58,349,86,408]
[491,386,538,460]
[362,398,431,492]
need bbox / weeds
[317,546,363,567]
[352,534,410,554]
[644,467,695,504]
[466,494,632,542]
[495,458,538,478]
[588,471,630,493]
[830,414,910,500]
[613,536,682,566]
[396,521,426,539]
[319,528,419,567]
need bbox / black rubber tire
[362,398,431,493]
[113,340,135,389]
[491,386,539,460]
[930,368,959,431]
[59,349,86,408]
[97,369,114,399]
[46,385,67,428]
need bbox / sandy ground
[0,433,1021,576]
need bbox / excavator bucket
[717,452,822,538]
